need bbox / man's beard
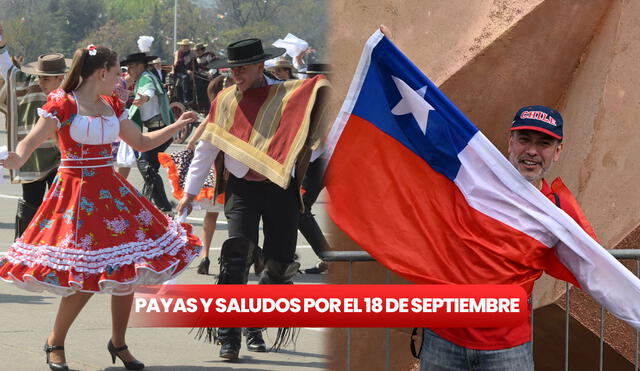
[508,155,552,184]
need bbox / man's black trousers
[224,175,299,264]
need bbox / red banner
[129,285,528,328]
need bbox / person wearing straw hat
[193,42,218,73]
[179,38,313,360]
[121,52,175,213]
[173,38,196,105]
[149,57,166,85]
[0,23,69,240]
[268,57,297,80]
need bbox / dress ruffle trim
[37,108,61,126]
[9,219,187,271]
[0,221,201,297]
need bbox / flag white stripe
[455,133,560,248]
[325,30,384,163]
[455,132,640,330]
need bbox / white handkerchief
[177,209,188,223]
[273,33,309,59]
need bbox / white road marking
[0,194,20,200]
[302,328,328,333]
[208,245,312,251]
[186,216,228,225]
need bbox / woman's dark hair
[207,75,235,101]
[61,46,118,92]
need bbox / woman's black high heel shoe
[197,257,210,275]
[107,340,145,370]
[44,340,69,371]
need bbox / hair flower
[87,44,97,56]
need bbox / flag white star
[390,76,434,134]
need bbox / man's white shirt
[184,75,280,197]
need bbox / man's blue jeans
[419,329,533,371]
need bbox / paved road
[0,113,330,370]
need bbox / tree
[212,0,328,61]
[46,0,106,56]
[0,0,328,65]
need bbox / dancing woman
[0,45,202,371]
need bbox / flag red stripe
[327,114,576,287]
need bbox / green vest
[128,71,174,129]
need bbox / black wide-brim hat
[120,52,157,66]
[209,38,286,69]
[306,63,331,75]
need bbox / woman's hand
[0,152,23,169]
[174,111,198,129]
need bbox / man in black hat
[0,23,68,239]
[178,38,302,360]
[121,52,175,213]
[420,105,597,370]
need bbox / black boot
[258,259,300,285]
[253,246,265,276]
[218,238,255,285]
[137,159,173,212]
[258,259,301,351]
[244,328,267,352]
[217,327,241,360]
[216,238,255,359]
[15,198,38,240]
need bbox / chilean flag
[325,30,640,330]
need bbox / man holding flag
[325,28,640,370]
[418,106,598,369]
